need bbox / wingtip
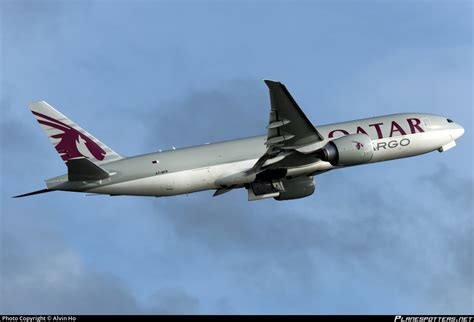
[264,79,285,90]
[264,79,281,85]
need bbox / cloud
[0,206,204,314]
[417,164,474,312]
[3,162,471,314]
[419,163,473,209]
[145,288,199,314]
[0,209,139,314]
[147,160,473,313]
[0,94,43,157]
[141,79,267,150]
[1,0,472,315]
[1,76,472,314]
[112,77,472,313]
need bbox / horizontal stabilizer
[13,189,52,198]
[67,157,109,181]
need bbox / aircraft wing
[250,80,325,171]
[264,80,323,151]
[214,80,325,195]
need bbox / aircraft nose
[451,123,465,140]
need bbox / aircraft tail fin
[29,101,123,165]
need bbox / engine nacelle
[319,133,373,166]
[274,176,315,201]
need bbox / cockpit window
[447,119,454,123]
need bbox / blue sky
[1,0,472,314]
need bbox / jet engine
[318,133,373,166]
[274,176,315,201]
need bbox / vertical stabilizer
[29,101,123,165]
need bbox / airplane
[14,80,465,201]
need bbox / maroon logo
[352,141,364,150]
[33,111,106,161]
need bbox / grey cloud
[215,297,233,314]
[418,164,473,312]
[0,94,43,155]
[142,79,268,149]
[419,163,473,209]
[2,76,472,313]
[0,92,65,190]
[0,210,139,314]
[137,81,472,313]
[151,172,409,260]
[1,0,472,315]
[148,167,473,313]
[0,207,204,315]
[144,288,199,314]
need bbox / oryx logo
[33,111,106,161]
[352,141,364,150]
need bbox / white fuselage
[82,113,464,197]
